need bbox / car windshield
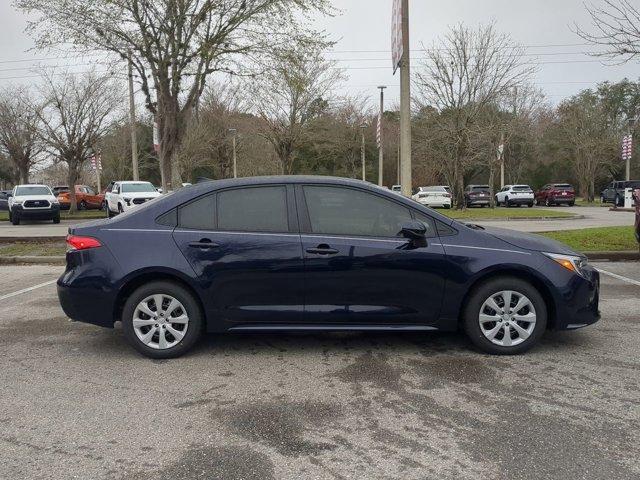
[15,186,51,196]
[121,183,157,193]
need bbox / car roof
[117,180,155,184]
[15,184,49,188]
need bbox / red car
[535,183,576,207]
[57,185,105,210]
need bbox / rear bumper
[57,248,121,328]
[506,197,534,205]
[550,196,575,204]
[467,198,490,205]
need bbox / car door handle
[306,245,339,255]
[188,239,220,250]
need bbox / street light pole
[360,123,367,181]
[228,128,237,178]
[399,0,412,197]
[127,50,139,181]
[377,86,386,186]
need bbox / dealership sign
[391,0,403,74]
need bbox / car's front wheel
[463,277,547,355]
[122,281,203,359]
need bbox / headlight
[124,198,131,205]
[13,200,23,205]
[51,199,59,204]
[543,252,588,277]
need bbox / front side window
[217,186,288,232]
[303,186,412,238]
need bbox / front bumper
[553,266,600,330]
[12,204,60,219]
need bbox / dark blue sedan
[57,176,600,358]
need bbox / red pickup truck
[535,183,576,207]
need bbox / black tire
[545,198,552,207]
[79,200,87,211]
[118,203,124,214]
[505,197,511,208]
[444,204,451,209]
[11,212,19,225]
[52,214,60,224]
[527,203,534,208]
[122,281,204,359]
[100,200,106,211]
[568,202,575,207]
[462,276,547,355]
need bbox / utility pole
[377,86,386,186]
[499,130,505,188]
[360,123,367,181]
[228,129,237,178]
[127,50,139,181]
[399,0,412,197]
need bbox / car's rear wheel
[122,281,203,359]
[78,200,87,210]
[463,277,547,355]
[545,198,552,207]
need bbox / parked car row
[600,180,640,207]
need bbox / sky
[0,0,638,107]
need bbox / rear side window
[303,186,412,237]
[178,195,215,230]
[217,186,288,232]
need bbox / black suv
[601,180,640,207]
[464,185,491,207]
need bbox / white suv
[495,185,535,208]
[8,184,60,225]
[105,181,161,216]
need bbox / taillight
[66,235,102,251]
[444,193,452,198]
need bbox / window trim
[296,184,421,240]
[215,184,293,234]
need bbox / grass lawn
[0,210,106,222]
[441,207,575,220]
[0,242,67,257]
[540,226,638,252]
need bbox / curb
[0,255,66,265]
[585,251,640,262]
[0,236,66,244]
[465,215,583,222]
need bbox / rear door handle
[188,239,220,250]
[306,245,339,255]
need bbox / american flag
[89,152,103,171]
[376,113,382,149]
[391,0,403,74]
[622,134,633,161]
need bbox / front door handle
[306,244,339,255]
[188,239,220,250]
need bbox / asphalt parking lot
[1,262,639,480]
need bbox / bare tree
[577,1,640,61]
[0,88,42,184]
[248,45,344,174]
[36,72,122,212]
[414,23,535,208]
[15,0,333,192]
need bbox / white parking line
[597,269,640,287]
[0,279,58,301]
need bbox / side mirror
[400,220,428,247]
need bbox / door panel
[173,231,305,325]
[297,184,447,325]
[302,235,447,324]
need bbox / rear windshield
[15,186,51,196]
[553,184,573,190]
[422,186,447,192]
[513,186,532,191]
[122,183,157,193]
[471,186,489,191]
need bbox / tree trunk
[67,161,78,214]
[488,162,496,208]
[18,162,29,184]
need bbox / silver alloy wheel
[132,294,189,350]
[478,290,537,347]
